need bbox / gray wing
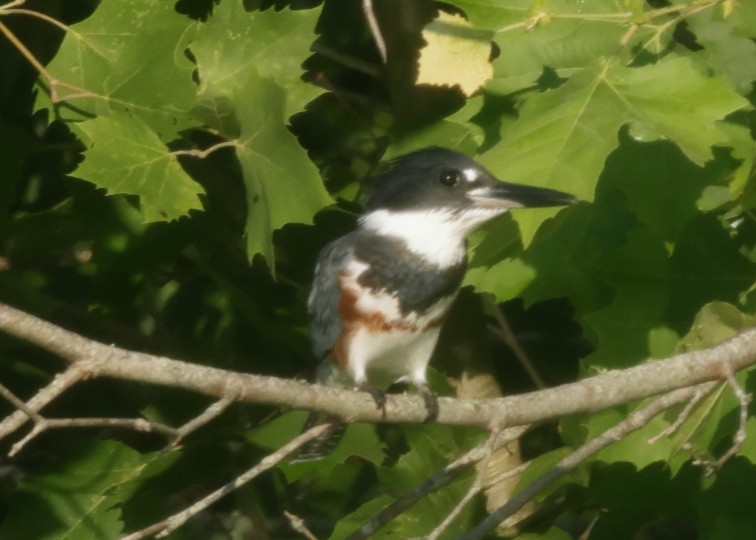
[308,233,357,360]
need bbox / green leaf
[72,113,204,222]
[663,381,740,470]
[246,411,384,482]
[668,215,755,328]
[687,9,756,95]
[601,136,728,243]
[328,495,394,540]
[359,425,482,537]
[698,458,756,538]
[580,405,687,470]
[481,55,748,245]
[191,2,322,119]
[378,424,483,493]
[387,96,485,157]
[284,420,384,480]
[723,0,756,38]
[471,200,610,309]
[588,462,699,538]
[417,11,494,96]
[191,3,332,263]
[234,72,333,264]
[614,55,749,165]
[35,0,198,139]
[0,441,168,540]
[325,425,483,539]
[513,446,574,499]
[481,60,622,245]
[489,0,637,95]
[678,302,756,352]
[446,0,532,30]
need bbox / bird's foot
[360,383,387,419]
[417,384,439,422]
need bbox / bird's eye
[439,169,460,187]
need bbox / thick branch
[1,302,755,430]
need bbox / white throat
[359,207,505,267]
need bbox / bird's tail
[289,359,350,463]
[289,413,347,463]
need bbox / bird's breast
[351,233,467,316]
[338,261,455,330]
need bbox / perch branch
[1,303,755,431]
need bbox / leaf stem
[1,7,71,33]
[173,140,240,159]
[0,18,54,79]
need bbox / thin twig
[485,296,546,390]
[480,461,530,492]
[0,381,44,422]
[693,364,751,475]
[427,434,497,539]
[169,394,238,449]
[10,417,177,457]
[0,364,86,442]
[0,19,94,104]
[428,482,482,540]
[0,0,27,11]
[346,427,528,540]
[362,0,387,63]
[647,384,712,444]
[0,380,177,456]
[426,430,508,540]
[121,422,332,540]
[312,42,382,77]
[0,17,53,76]
[457,383,716,540]
[284,510,318,540]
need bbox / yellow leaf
[417,11,493,96]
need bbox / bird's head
[363,146,576,221]
[359,147,578,267]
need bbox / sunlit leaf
[482,55,748,245]
[72,113,204,222]
[417,11,494,96]
[233,72,333,264]
[191,1,322,118]
[191,2,332,263]
[687,9,756,95]
[34,0,198,139]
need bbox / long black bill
[469,181,579,209]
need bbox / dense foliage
[0,0,755,538]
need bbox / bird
[291,147,577,461]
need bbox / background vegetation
[0,0,755,538]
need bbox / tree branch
[121,423,333,540]
[0,364,87,441]
[1,302,755,430]
[458,382,718,540]
[346,426,528,540]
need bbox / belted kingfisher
[293,147,576,461]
